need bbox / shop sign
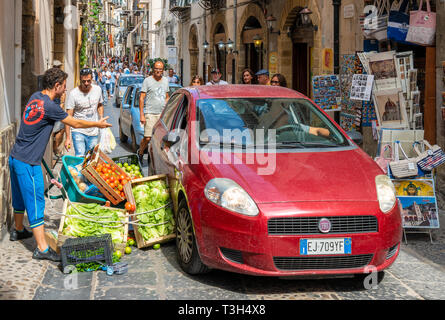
[269,52,278,75]
[166,35,175,46]
[322,48,334,74]
[344,4,355,19]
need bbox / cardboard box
[45,231,60,254]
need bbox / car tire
[354,271,385,289]
[131,127,138,152]
[176,198,210,275]
[119,119,128,143]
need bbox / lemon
[114,250,122,259]
[125,246,132,254]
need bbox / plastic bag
[99,128,116,154]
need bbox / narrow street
[1,98,444,303]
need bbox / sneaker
[10,228,33,241]
[32,246,61,262]
[136,148,144,166]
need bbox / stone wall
[0,123,17,239]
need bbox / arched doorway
[189,25,199,78]
[242,16,263,75]
[213,23,227,80]
[287,6,314,95]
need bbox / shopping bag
[98,128,116,154]
[387,0,410,43]
[362,0,390,40]
[414,140,445,171]
[374,144,394,173]
[389,141,418,178]
[405,0,436,46]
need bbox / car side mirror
[123,103,130,109]
[346,130,363,145]
[162,132,180,148]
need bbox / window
[124,87,134,106]
[161,93,183,129]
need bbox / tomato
[102,167,108,174]
[117,184,123,191]
[121,179,128,186]
[110,176,115,183]
[121,192,125,198]
[131,203,136,211]
[109,182,115,189]
[125,202,133,211]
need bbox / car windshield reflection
[197,98,350,149]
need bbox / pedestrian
[206,68,228,85]
[270,73,288,88]
[64,68,105,157]
[51,60,66,157]
[255,69,270,85]
[137,60,170,164]
[103,66,112,99]
[8,67,111,261]
[110,68,117,96]
[241,68,257,84]
[190,75,204,86]
[98,66,107,103]
[168,68,180,84]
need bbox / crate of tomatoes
[81,145,131,205]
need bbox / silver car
[115,74,144,108]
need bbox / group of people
[187,68,288,88]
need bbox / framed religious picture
[374,89,409,129]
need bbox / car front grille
[273,254,374,271]
[268,216,378,235]
[386,243,399,260]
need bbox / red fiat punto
[149,85,402,281]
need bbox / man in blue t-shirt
[9,67,112,262]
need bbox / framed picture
[414,113,423,129]
[398,196,439,229]
[374,89,409,128]
[408,69,418,93]
[393,179,435,197]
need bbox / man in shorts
[64,68,104,157]
[9,68,111,261]
[138,60,170,165]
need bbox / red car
[149,85,402,281]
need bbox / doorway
[292,42,309,95]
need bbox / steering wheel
[264,124,302,143]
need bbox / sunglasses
[80,68,93,75]
[270,80,280,84]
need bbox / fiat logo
[318,218,331,233]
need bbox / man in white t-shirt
[103,66,112,99]
[65,68,105,157]
[167,68,180,84]
[138,60,170,165]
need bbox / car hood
[201,147,382,203]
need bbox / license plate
[300,238,352,255]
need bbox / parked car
[118,84,144,152]
[149,85,402,282]
[168,83,182,96]
[116,74,144,108]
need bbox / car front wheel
[176,198,210,275]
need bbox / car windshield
[196,98,350,149]
[119,77,144,86]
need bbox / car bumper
[196,199,402,277]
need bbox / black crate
[61,234,113,268]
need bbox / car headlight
[375,175,396,213]
[204,178,259,216]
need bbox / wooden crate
[123,175,176,249]
[57,200,129,252]
[81,145,130,205]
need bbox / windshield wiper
[200,140,248,149]
[267,141,337,149]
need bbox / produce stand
[81,145,131,205]
[124,175,176,249]
[57,200,129,252]
[112,154,144,178]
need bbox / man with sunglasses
[65,68,105,157]
[9,68,111,262]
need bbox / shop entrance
[242,16,263,74]
[292,42,309,95]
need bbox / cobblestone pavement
[1,98,444,301]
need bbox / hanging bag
[362,0,390,40]
[389,141,418,178]
[387,0,411,43]
[405,0,436,46]
[374,144,394,174]
[414,140,445,171]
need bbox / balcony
[198,0,226,11]
[169,0,195,22]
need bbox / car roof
[183,85,307,100]
[169,83,182,87]
[120,74,144,78]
